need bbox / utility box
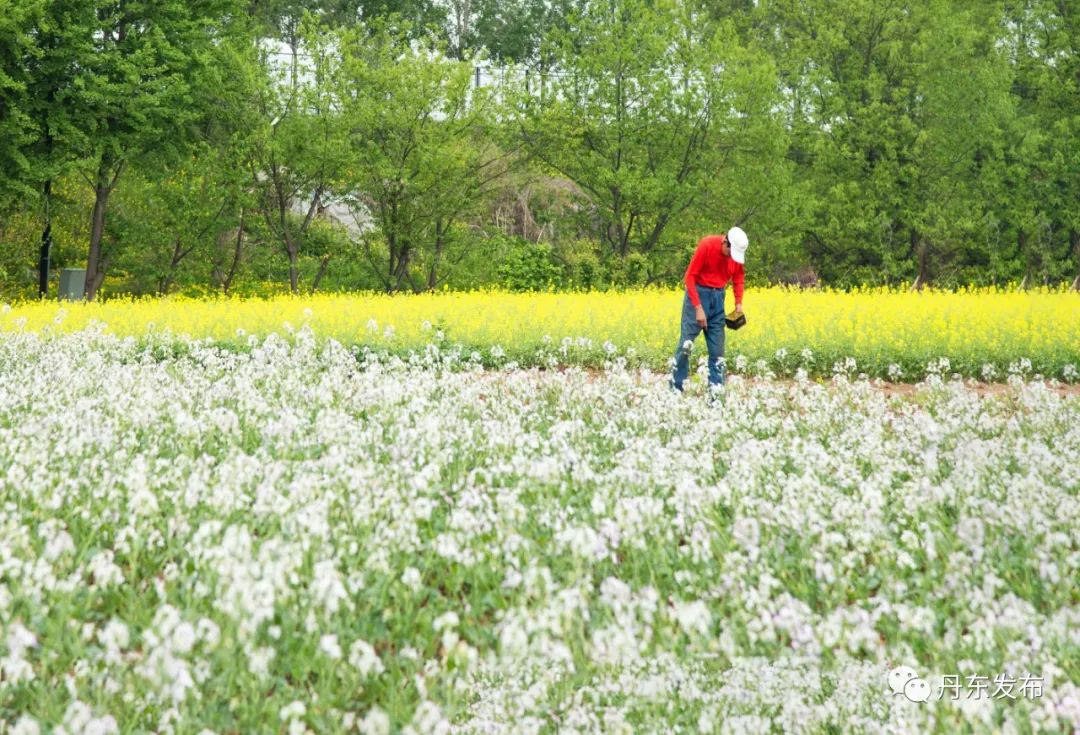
[59,268,86,301]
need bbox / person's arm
[684,241,709,327]
[732,262,745,312]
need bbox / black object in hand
[724,311,746,330]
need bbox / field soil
[537,365,1080,397]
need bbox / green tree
[757,0,1011,287]
[467,0,579,63]
[247,0,446,41]
[21,0,244,300]
[247,20,351,294]
[905,1,1013,287]
[519,0,786,280]
[15,0,99,296]
[335,23,511,292]
[108,145,250,294]
[988,0,1080,288]
[97,32,268,296]
[0,0,39,210]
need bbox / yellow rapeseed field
[2,287,1078,379]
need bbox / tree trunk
[159,237,185,295]
[85,156,122,301]
[222,209,245,295]
[609,188,626,258]
[386,227,413,293]
[386,232,398,291]
[1071,229,1079,292]
[428,220,445,290]
[86,188,109,301]
[1018,230,1030,290]
[39,179,52,298]
[391,247,411,292]
[287,242,299,294]
[310,254,331,294]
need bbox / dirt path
[527,366,1080,398]
[752,377,1080,398]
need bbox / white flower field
[1,328,1078,734]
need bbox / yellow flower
[1,286,1077,378]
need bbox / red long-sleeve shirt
[684,234,745,308]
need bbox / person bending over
[670,226,748,391]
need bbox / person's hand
[734,303,743,314]
[695,305,707,328]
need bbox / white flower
[671,599,711,637]
[360,707,391,735]
[732,517,761,555]
[312,559,348,615]
[11,716,40,735]
[88,551,124,587]
[99,620,129,662]
[4,328,1079,732]
[320,634,342,660]
[130,488,160,516]
[248,646,275,679]
[43,530,75,561]
[501,569,523,589]
[7,624,38,655]
[401,566,422,592]
[171,622,197,654]
[197,618,220,648]
[279,701,306,721]
[408,701,448,735]
[433,612,459,631]
[57,701,117,735]
[348,639,384,677]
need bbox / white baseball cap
[727,226,748,264]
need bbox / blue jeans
[671,286,726,390]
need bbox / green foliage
[106,148,242,294]
[496,240,563,291]
[335,21,512,292]
[0,0,39,209]
[520,0,787,267]
[244,18,353,294]
[3,0,1080,296]
[463,0,580,62]
[559,239,604,289]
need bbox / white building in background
[315,198,375,240]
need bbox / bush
[496,241,563,291]
[605,252,650,287]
